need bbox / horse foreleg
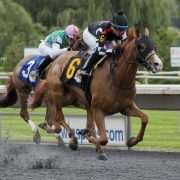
[81,109,96,138]
[18,91,41,144]
[87,108,108,160]
[126,102,149,147]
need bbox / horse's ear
[144,27,150,37]
[134,23,141,38]
[127,27,137,41]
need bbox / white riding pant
[83,28,120,53]
[39,41,67,59]
[83,28,98,53]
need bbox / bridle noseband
[136,50,156,70]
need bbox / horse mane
[127,27,137,42]
[72,38,89,51]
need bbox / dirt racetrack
[0,142,180,180]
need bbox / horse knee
[142,114,148,125]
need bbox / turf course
[0,108,180,151]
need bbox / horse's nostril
[154,62,159,66]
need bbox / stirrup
[80,70,90,76]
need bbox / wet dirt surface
[0,142,180,180]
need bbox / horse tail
[0,75,17,107]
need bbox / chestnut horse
[0,38,86,144]
[32,27,162,160]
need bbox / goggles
[112,23,128,31]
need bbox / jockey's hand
[113,48,122,56]
[106,49,113,54]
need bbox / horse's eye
[138,43,146,52]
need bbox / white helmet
[65,24,80,40]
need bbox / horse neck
[114,40,138,89]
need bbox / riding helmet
[112,11,128,30]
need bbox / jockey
[29,24,80,107]
[38,24,80,77]
[80,11,128,76]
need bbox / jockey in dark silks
[80,11,128,77]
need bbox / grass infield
[0,108,180,151]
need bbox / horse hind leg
[37,103,65,147]
[18,91,41,144]
[30,80,47,110]
[40,98,62,134]
[57,110,78,151]
[44,104,78,150]
[126,102,148,147]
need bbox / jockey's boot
[80,50,103,93]
[30,79,47,109]
[80,50,102,77]
[38,55,53,79]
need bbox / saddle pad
[19,55,46,87]
[61,57,82,82]
[60,53,109,104]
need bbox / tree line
[0,0,180,71]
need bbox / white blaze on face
[147,51,163,73]
[152,53,163,72]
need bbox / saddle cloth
[60,52,108,89]
[19,55,46,87]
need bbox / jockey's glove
[112,48,122,56]
[106,49,113,54]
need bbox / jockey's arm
[48,42,68,58]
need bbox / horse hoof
[127,137,137,147]
[33,131,41,144]
[69,143,78,151]
[38,123,47,130]
[54,128,62,134]
[69,138,78,151]
[97,152,108,161]
[57,136,65,147]
[78,129,89,136]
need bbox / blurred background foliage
[0,0,180,72]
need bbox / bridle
[136,50,156,70]
[121,36,156,72]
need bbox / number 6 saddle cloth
[60,51,107,89]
